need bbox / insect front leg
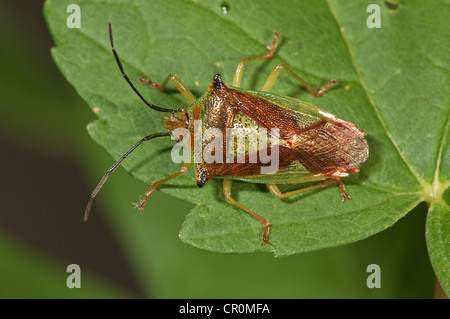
[267,177,351,201]
[232,31,281,88]
[262,64,337,96]
[137,163,192,211]
[138,74,196,104]
[223,179,272,245]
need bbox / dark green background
[0,0,440,298]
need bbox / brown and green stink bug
[84,23,369,244]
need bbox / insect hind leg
[267,177,351,201]
[262,64,337,95]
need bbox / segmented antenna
[108,22,174,114]
[84,132,170,221]
[84,22,175,221]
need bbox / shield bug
[84,22,369,245]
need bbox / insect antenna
[108,21,174,114]
[84,23,175,220]
[84,132,170,222]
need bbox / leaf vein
[327,0,426,188]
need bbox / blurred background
[0,0,437,298]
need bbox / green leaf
[426,203,450,296]
[45,0,449,293]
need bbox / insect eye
[178,106,185,113]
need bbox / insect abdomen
[287,117,369,177]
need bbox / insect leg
[335,178,351,201]
[267,177,351,201]
[223,179,272,245]
[262,64,337,96]
[138,74,196,104]
[232,31,281,88]
[136,162,192,211]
